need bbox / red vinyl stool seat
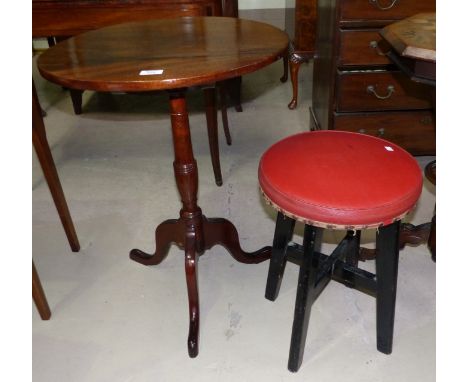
[259,131,422,229]
[259,131,423,372]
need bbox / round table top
[37,16,289,92]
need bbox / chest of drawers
[311,0,436,155]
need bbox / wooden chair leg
[226,76,243,112]
[428,214,436,262]
[218,82,232,145]
[288,59,302,110]
[32,261,51,320]
[33,80,80,252]
[203,87,223,186]
[265,213,296,301]
[280,52,288,83]
[47,37,56,47]
[69,89,84,115]
[375,221,400,354]
[288,224,323,372]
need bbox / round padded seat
[259,131,423,229]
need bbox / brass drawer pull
[420,116,433,125]
[369,0,398,10]
[358,128,385,137]
[369,40,386,56]
[367,85,395,100]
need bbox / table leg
[33,260,51,320]
[280,51,288,83]
[130,88,270,357]
[33,80,80,252]
[203,86,223,186]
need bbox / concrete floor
[33,57,436,381]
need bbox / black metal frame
[265,212,401,372]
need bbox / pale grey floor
[33,57,436,381]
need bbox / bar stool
[258,131,422,372]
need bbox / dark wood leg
[202,217,271,263]
[204,87,223,186]
[280,52,288,83]
[375,221,400,354]
[222,0,238,17]
[32,261,51,320]
[428,215,436,262]
[130,219,185,265]
[425,160,436,262]
[265,213,296,301]
[185,234,200,357]
[226,76,242,112]
[288,57,302,110]
[33,80,80,253]
[288,225,323,372]
[218,82,232,146]
[130,89,269,357]
[47,37,56,47]
[69,89,84,115]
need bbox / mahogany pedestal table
[37,16,288,357]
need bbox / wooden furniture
[259,131,422,371]
[284,0,317,109]
[311,0,435,155]
[33,80,80,253]
[33,0,240,112]
[33,0,238,36]
[380,13,436,261]
[33,261,52,320]
[33,80,82,320]
[380,12,435,85]
[37,16,288,357]
[33,0,238,186]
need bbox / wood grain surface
[380,13,435,62]
[37,16,289,92]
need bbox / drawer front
[333,111,435,155]
[340,0,435,21]
[336,71,432,112]
[339,30,391,66]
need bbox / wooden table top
[37,16,288,92]
[380,12,435,62]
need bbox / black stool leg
[288,225,323,372]
[265,213,295,301]
[376,221,400,354]
[345,230,361,267]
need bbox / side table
[37,17,288,357]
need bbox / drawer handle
[358,128,385,137]
[369,40,386,56]
[367,85,395,100]
[369,0,398,10]
[420,116,433,125]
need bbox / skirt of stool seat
[258,131,422,229]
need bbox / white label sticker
[139,69,164,76]
[385,146,394,152]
